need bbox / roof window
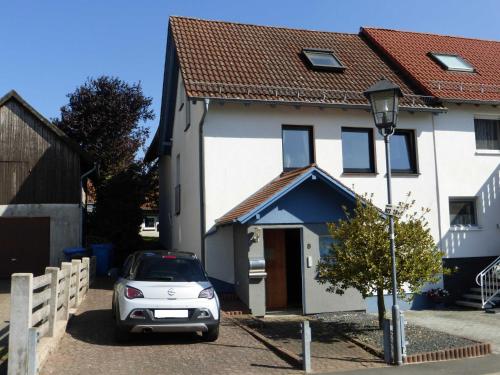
[302,48,345,71]
[428,53,475,72]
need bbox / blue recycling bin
[63,247,87,261]
[91,243,113,276]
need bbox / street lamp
[364,78,404,366]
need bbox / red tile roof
[362,28,500,104]
[216,164,356,225]
[170,17,438,110]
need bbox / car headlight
[198,287,215,299]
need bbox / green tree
[317,193,446,328]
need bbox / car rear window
[133,255,207,282]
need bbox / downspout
[199,98,210,267]
[80,163,97,247]
[431,114,443,251]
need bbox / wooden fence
[8,257,96,375]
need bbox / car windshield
[133,255,207,282]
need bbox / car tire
[114,324,130,342]
[202,325,219,342]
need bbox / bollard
[301,320,312,373]
[383,318,392,364]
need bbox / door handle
[11,258,17,262]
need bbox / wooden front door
[264,229,287,310]
[0,217,50,278]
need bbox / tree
[88,162,148,261]
[54,76,154,182]
[317,193,447,328]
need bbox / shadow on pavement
[66,308,212,347]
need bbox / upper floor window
[449,198,477,226]
[428,53,475,72]
[474,118,500,150]
[341,127,375,173]
[282,125,314,170]
[391,130,418,174]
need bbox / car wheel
[202,325,219,342]
[114,324,130,343]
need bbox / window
[391,130,417,174]
[341,128,375,173]
[282,126,314,170]
[133,255,207,282]
[175,154,181,215]
[428,53,474,72]
[474,118,500,150]
[144,216,156,229]
[302,49,345,71]
[449,198,477,226]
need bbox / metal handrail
[475,255,500,308]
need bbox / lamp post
[364,78,403,366]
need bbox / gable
[249,177,354,225]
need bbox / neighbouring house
[0,90,92,277]
[145,16,499,315]
[140,203,160,237]
[362,28,500,307]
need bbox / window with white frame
[449,198,477,226]
[144,216,156,230]
[474,118,500,150]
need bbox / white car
[112,250,220,341]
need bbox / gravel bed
[314,311,477,355]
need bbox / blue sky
[1,0,499,155]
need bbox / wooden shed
[0,90,90,277]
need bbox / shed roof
[0,90,92,165]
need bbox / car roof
[132,250,197,259]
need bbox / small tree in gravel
[317,193,447,329]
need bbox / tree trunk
[377,287,386,329]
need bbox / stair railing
[475,255,500,308]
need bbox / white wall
[203,103,441,242]
[0,204,80,266]
[160,75,204,258]
[434,104,500,258]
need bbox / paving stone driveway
[41,283,301,375]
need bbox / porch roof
[215,164,358,226]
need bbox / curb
[225,314,302,368]
[404,342,492,364]
[341,332,492,365]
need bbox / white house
[363,28,500,308]
[145,17,500,315]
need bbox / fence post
[61,262,72,320]
[72,259,82,306]
[89,256,96,285]
[8,273,33,375]
[45,267,59,337]
[27,327,38,375]
[82,257,90,294]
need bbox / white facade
[158,70,500,290]
[433,104,500,259]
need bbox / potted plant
[425,288,450,306]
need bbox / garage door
[0,217,50,278]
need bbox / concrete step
[455,300,484,309]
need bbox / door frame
[262,225,305,314]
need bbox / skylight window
[302,48,345,71]
[428,53,475,72]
